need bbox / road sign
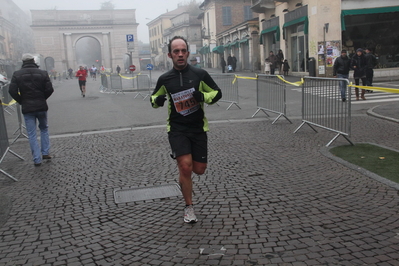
[126,34,134,42]
[146,64,154,71]
[129,65,136,72]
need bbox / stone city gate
[30,9,139,73]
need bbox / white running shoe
[184,205,198,223]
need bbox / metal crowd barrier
[109,74,124,95]
[1,84,16,115]
[10,104,28,144]
[134,74,151,100]
[0,100,24,182]
[294,77,352,147]
[99,74,109,92]
[252,74,292,124]
[210,74,240,110]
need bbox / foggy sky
[12,0,194,43]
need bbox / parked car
[0,74,9,86]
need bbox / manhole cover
[114,183,181,203]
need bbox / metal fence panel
[100,74,109,92]
[109,74,124,94]
[0,99,24,181]
[294,76,352,146]
[135,75,151,100]
[253,74,291,124]
[209,74,240,110]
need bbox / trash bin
[308,57,316,77]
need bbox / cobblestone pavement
[0,113,399,265]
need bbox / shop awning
[212,45,224,54]
[341,6,399,31]
[239,38,249,45]
[260,26,280,44]
[282,16,308,39]
[199,45,210,54]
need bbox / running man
[151,36,222,223]
[76,66,87,97]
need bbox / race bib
[171,88,200,116]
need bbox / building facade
[30,9,139,73]
[253,0,399,77]
[0,0,34,76]
[198,0,257,70]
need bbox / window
[244,6,252,21]
[222,6,232,26]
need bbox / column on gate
[64,33,74,69]
[102,32,111,70]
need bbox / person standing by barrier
[333,49,351,102]
[277,49,284,74]
[116,65,121,74]
[365,48,377,91]
[231,55,237,72]
[351,48,367,101]
[151,36,222,223]
[76,66,87,97]
[221,56,226,73]
[8,54,54,166]
[264,58,271,74]
[283,59,290,76]
[267,51,278,75]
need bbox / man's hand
[155,95,167,106]
[193,90,204,102]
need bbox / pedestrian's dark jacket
[283,61,290,71]
[365,53,377,69]
[227,56,233,66]
[221,58,226,67]
[333,55,351,76]
[267,54,278,68]
[351,54,367,79]
[9,60,54,114]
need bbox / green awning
[260,26,280,44]
[282,16,308,39]
[199,45,210,54]
[239,38,249,44]
[230,41,239,48]
[341,6,399,30]
[212,45,224,54]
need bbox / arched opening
[44,57,55,73]
[75,36,101,69]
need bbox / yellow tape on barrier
[232,75,258,84]
[348,84,399,94]
[276,75,304,86]
[119,73,142,80]
[1,99,16,106]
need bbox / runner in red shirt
[75,66,88,97]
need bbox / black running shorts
[168,131,207,163]
[78,80,86,87]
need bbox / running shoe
[184,205,198,223]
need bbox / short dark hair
[168,36,189,54]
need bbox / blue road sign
[126,34,134,42]
[146,64,154,70]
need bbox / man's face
[357,51,362,56]
[168,39,189,70]
[341,52,347,57]
[80,66,84,70]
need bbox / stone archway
[31,9,139,73]
[75,36,102,69]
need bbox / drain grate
[114,183,181,203]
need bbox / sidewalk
[1,101,399,265]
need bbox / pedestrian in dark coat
[8,54,54,166]
[266,51,278,75]
[351,48,368,100]
[221,56,226,73]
